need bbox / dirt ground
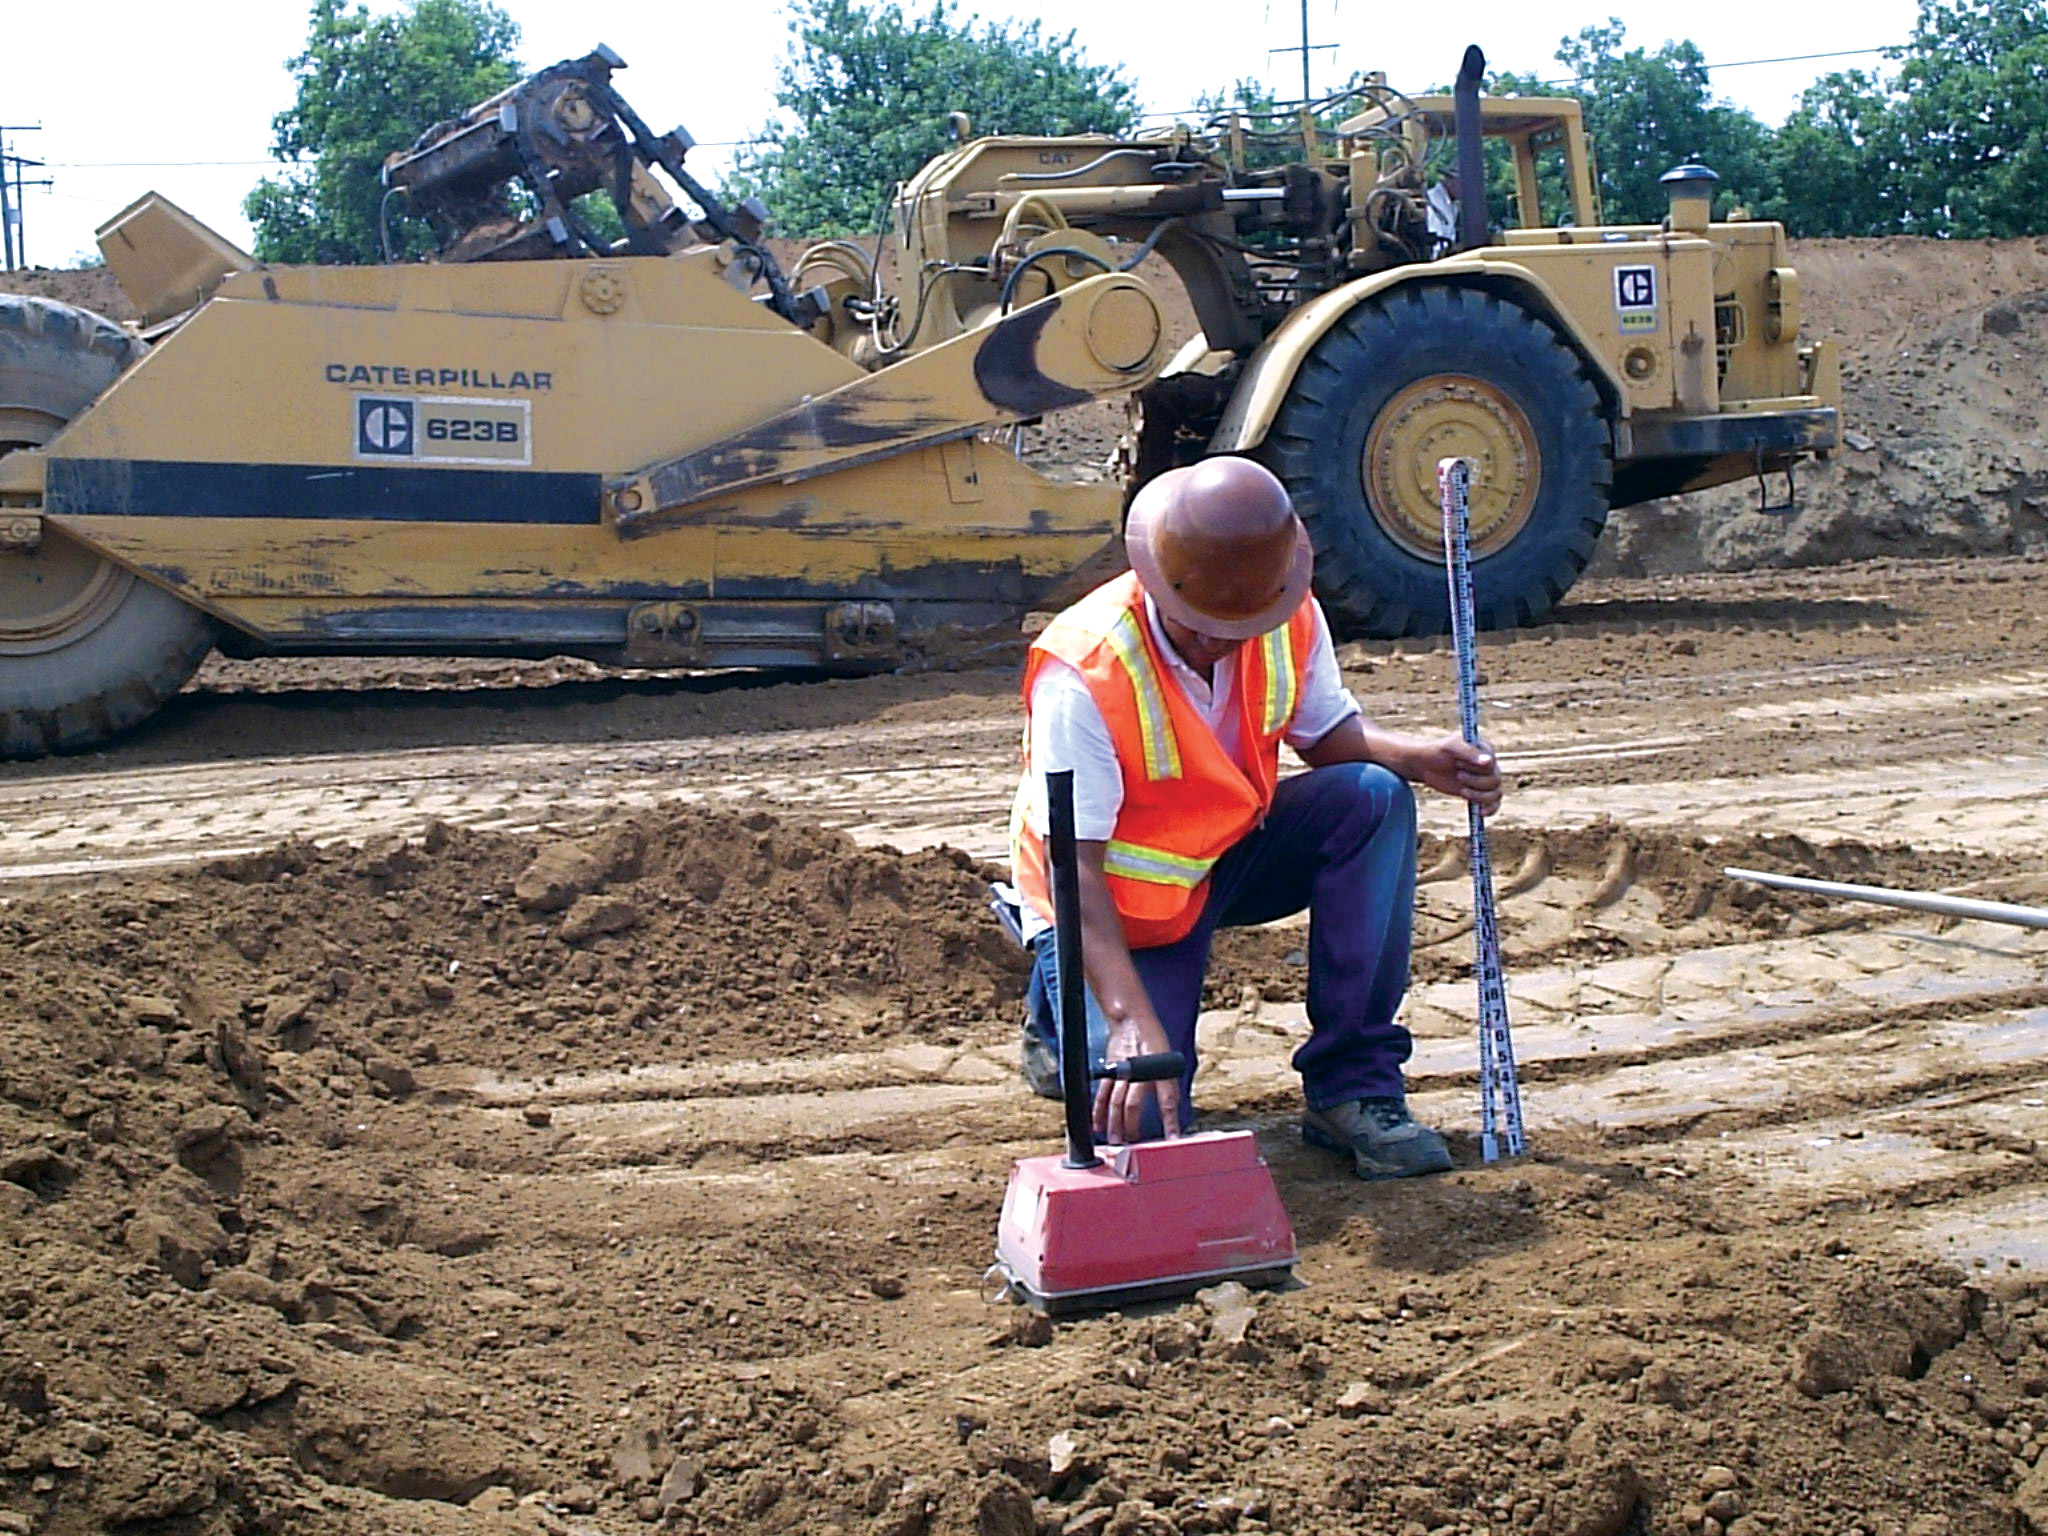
[3,554,2047,1536]
[4,243,2048,1536]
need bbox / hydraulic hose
[997,246,1115,314]
[996,219,1183,314]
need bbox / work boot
[1020,1023,1062,1100]
[1303,1096,1453,1180]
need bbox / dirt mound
[31,807,1022,1077]
[809,1240,2031,1536]
[0,266,135,322]
[1,801,2044,1534]
[0,809,1017,1534]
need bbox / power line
[1531,43,1900,90]
[47,140,774,168]
[46,158,276,168]
[1133,41,1906,121]
[1268,0,1337,110]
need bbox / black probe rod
[1046,770,1100,1169]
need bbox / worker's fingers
[1112,1079,1144,1144]
[1127,1085,1152,1145]
[1446,736,1497,770]
[1094,1069,1180,1142]
[1137,1086,1162,1143]
[1114,1083,1144,1145]
[1448,737,1504,817]
[1105,1089,1155,1146]
[1156,1077,1183,1139]
[1456,768,1504,813]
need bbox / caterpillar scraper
[0,44,1838,758]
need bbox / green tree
[1756,69,1897,235]
[244,0,521,264]
[1757,0,2048,236]
[1549,22,1778,223]
[1885,0,2048,236]
[730,0,1140,237]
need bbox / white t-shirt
[1426,182,1459,246]
[1016,593,1362,939]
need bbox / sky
[2,0,1923,269]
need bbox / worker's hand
[1405,732,1503,816]
[1094,1009,1183,1144]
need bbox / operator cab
[1336,93,1602,244]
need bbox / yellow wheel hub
[0,529,135,656]
[2,395,134,656]
[1362,375,1540,561]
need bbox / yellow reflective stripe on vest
[1260,624,1298,736]
[1103,839,1213,889]
[1103,610,1182,781]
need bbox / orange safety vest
[1010,571,1319,949]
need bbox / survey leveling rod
[1438,457,1527,1161]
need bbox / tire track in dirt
[4,664,2046,877]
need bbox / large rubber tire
[1,295,215,759]
[1263,284,1612,637]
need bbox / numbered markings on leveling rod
[354,395,532,466]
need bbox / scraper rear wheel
[0,295,214,759]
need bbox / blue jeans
[1027,762,1418,1134]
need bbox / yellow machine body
[16,246,1163,665]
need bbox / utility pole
[0,131,13,271]
[0,126,50,272]
[1268,0,1337,108]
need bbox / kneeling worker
[1007,456,1502,1178]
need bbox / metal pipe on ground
[1722,867,2048,931]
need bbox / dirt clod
[515,842,607,913]
[558,892,641,944]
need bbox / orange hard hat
[1125,457,1314,640]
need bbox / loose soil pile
[3,807,2045,1535]
[0,267,134,321]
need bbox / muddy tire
[1264,284,1612,637]
[1,295,214,759]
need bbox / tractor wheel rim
[0,403,69,454]
[0,529,135,656]
[2,384,139,656]
[1362,375,1540,561]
